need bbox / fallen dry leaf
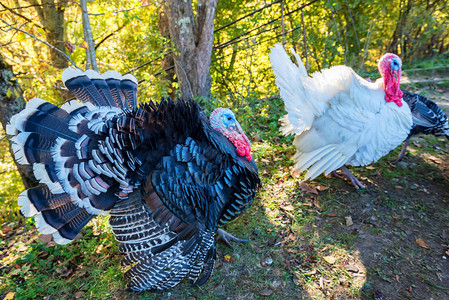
[312,198,321,209]
[223,254,233,263]
[416,238,430,249]
[17,244,27,252]
[316,184,329,191]
[345,216,353,226]
[428,155,442,164]
[291,169,300,178]
[281,204,295,211]
[259,289,273,296]
[323,256,336,264]
[39,234,53,244]
[1,226,13,235]
[299,182,318,194]
[251,133,261,142]
[96,244,103,254]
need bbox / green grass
[1,78,449,299]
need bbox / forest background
[0,0,449,299]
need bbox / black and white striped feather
[7,68,261,290]
[403,90,449,139]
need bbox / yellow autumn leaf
[3,292,15,300]
[79,40,89,49]
[223,254,233,263]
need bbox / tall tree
[26,0,70,69]
[388,0,414,55]
[164,0,217,100]
[0,55,37,189]
[158,8,177,100]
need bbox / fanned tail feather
[18,185,93,244]
[295,144,354,181]
[269,43,316,135]
[7,68,139,244]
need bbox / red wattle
[384,70,403,107]
[225,133,252,161]
[237,147,246,157]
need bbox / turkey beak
[393,69,399,81]
[236,123,251,148]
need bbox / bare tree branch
[95,22,128,50]
[0,0,45,29]
[81,0,97,71]
[0,19,81,70]
[345,0,361,51]
[0,3,49,12]
[327,0,347,64]
[88,3,152,16]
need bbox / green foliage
[1,1,449,298]
[1,0,448,103]
[0,129,24,225]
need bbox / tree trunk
[388,0,414,55]
[27,0,69,70]
[165,0,217,100]
[158,9,177,100]
[0,56,38,189]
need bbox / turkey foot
[329,170,343,178]
[341,166,366,189]
[216,228,248,248]
[391,138,410,163]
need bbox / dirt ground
[315,83,449,299]
[1,80,449,300]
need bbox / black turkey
[6,68,261,291]
[394,90,449,162]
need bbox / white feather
[61,100,83,114]
[25,98,46,110]
[7,109,36,134]
[52,231,73,245]
[5,122,17,136]
[61,68,84,85]
[17,190,38,217]
[68,113,87,133]
[101,70,122,80]
[122,73,138,84]
[35,213,57,234]
[84,69,102,80]
[33,163,64,194]
[6,98,46,136]
[270,44,413,180]
[10,132,32,164]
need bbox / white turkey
[393,90,449,162]
[6,68,261,291]
[269,43,413,188]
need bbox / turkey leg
[341,166,366,189]
[216,228,248,248]
[392,137,410,163]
